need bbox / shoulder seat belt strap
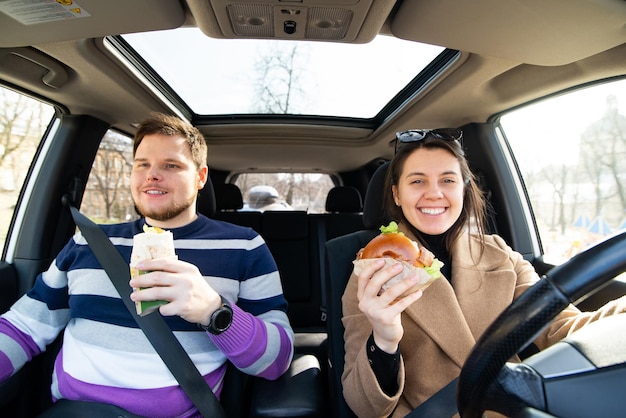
[64,198,226,418]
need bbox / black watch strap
[200,296,233,335]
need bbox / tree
[247,42,316,206]
[0,89,51,191]
[253,43,310,114]
[579,95,626,223]
[85,131,134,221]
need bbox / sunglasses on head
[394,128,463,153]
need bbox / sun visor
[390,0,626,66]
[0,0,185,48]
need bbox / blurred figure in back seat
[246,185,293,211]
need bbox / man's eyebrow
[133,157,185,163]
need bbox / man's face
[130,133,207,228]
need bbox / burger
[353,222,443,298]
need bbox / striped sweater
[0,215,294,417]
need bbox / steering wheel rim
[457,230,626,418]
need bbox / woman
[341,129,626,417]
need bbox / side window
[82,130,139,224]
[500,79,626,265]
[235,173,335,213]
[0,86,55,250]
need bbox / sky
[122,28,445,118]
[501,79,626,166]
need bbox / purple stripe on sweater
[53,350,225,418]
[210,304,292,379]
[0,318,42,358]
[0,352,14,380]
[256,325,293,380]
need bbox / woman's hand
[356,259,423,353]
[129,257,221,325]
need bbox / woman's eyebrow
[405,170,460,177]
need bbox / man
[0,113,294,417]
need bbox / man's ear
[197,165,209,189]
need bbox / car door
[0,87,111,415]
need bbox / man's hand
[129,257,221,324]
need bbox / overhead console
[187,0,395,43]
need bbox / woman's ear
[392,185,400,206]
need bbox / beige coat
[341,225,626,418]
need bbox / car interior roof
[1,0,625,174]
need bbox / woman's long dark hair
[384,135,487,256]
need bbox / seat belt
[64,197,226,418]
[404,377,458,418]
[315,218,328,322]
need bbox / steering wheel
[457,231,626,417]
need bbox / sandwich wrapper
[130,225,177,316]
[352,258,441,297]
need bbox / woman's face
[392,147,465,235]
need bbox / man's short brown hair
[133,112,207,169]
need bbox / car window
[234,173,335,213]
[84,140,336,219]
[82,130,139,224]
[499,78,626,267]
[0,86,55,250]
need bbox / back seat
[261,210,326,357]
[314,186,364,241]
[199,181,366,363]
[260,187,364,358]
[309,186,364,322]
[213,183,262,233]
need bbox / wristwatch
[199,296,233,335]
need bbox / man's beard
[133,194,197,222]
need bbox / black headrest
[362,161,390,229]
[215,183,244,211]
[325,186,363,213]
[196,178,216,218]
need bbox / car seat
[196,179,216,217]
[214,183,245,211]
[195,178,326,417]
[213,183,262,233]
[324,161,390,418]
[322,186,364,241]
[325,186,363,213]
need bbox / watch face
[203,297,233,335]
[214,309,232,331]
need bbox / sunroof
[120,28,445,119]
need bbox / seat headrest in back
[214,183,244,211]
[362,161,390,229]
[325,186,363,213]
[196,178,216,218]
